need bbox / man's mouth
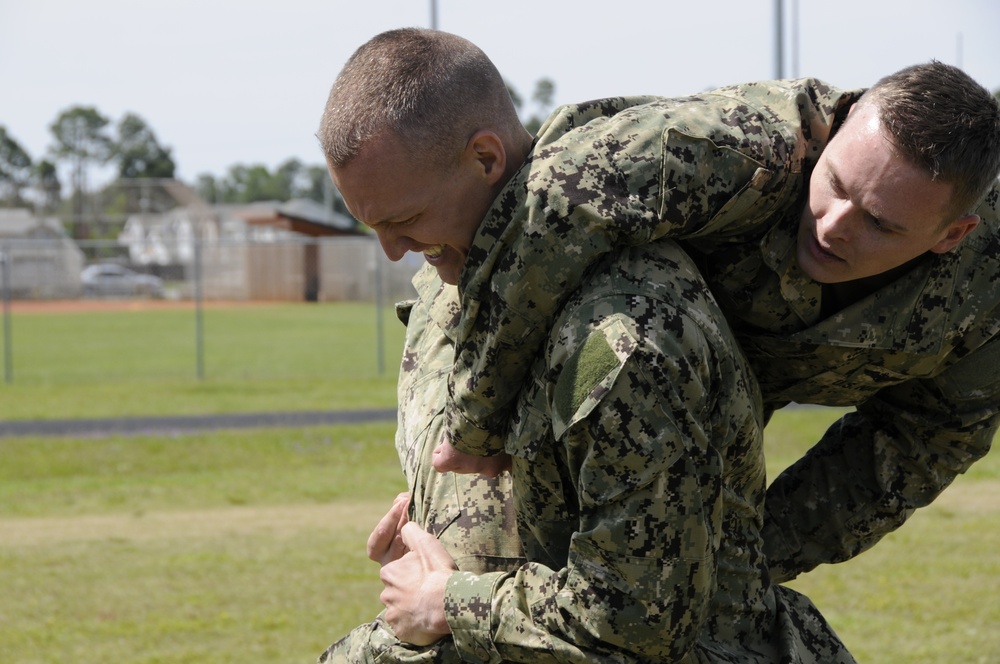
[813,235,844,262]
[423,245,444,261]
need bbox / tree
[506,81,524,112]
[48,106,112,237]
[224,163,286,202]
[33,160,62,213]
[196,173,220,204]
[293,164,341,206]
[506,78,557,135]
[114,113,176,179]
[524,77,556,135]
[0,126,33,206]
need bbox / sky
[2,0,998,186]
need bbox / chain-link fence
[0,235,420,304]
[0,235,422,386]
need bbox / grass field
[0,302,406,418]
[1,303,998,662]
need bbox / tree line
[0,107,334,212]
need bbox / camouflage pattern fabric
[690,187,1000,580]
[318,266,524,663]
[445,79,1000,580]
[442,241,854,662]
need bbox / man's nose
[376,229,408,262]
[818,199,856,241]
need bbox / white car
[81,264,165,298]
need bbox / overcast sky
[2,0,998,185]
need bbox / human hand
[432,437,512,477]
[380,522,456,646]
[366,492,410,566]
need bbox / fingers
[380,523,457,645]
[366,492,410,564]
[398,522,457,569]
[433,438,512,477]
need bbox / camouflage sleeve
[445,305,727,662]
[447,81,854,457]
[763,336,1000,581]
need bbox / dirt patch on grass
[932,477,1000,515]
[4,480,995,549]
[0,501,388,547]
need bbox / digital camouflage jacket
[445,79,1000,581]
[443,242,854,662]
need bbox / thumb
[399,522,456,569]
[398,521,433,550]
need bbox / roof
[0,209,69,239]
[276,198,359,233]
[233,198,362,237]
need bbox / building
[119,197,420,302]
[0,209,85,299]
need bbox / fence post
[374,239,385,376]
[194,238,204,380]
[1,247,11,384]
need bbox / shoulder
[543,240,760,449]
[553,240,734,351]
[545,241,744,412]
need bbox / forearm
[764,402,998,581]
[445,546,715,664]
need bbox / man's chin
[433,265,461,286]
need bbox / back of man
[319,240,856,662]
[441,239,854,662]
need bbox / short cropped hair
[318,28,520,169]
[857,60,1000,218]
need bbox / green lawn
[1,407,997,663]
[0,302,405,418]
[0,305,996,662]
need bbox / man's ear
[931,214,979,254]
[464,130,507,186]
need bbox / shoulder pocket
[661,128,780,238]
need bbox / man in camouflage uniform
[439,61,1000,582]
[321,266,524,663]
[317,28,854,663]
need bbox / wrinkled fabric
[444,79,1000,580]
[443,242,853,662]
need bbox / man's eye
[869,216,888,232]
[830,178,846,197]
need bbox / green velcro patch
[555,330,620,426]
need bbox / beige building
[0,208,85,299]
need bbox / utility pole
[774,0,784,79]
[430,0,438,29]
[790,0,799,78]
